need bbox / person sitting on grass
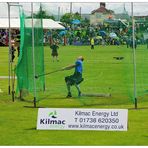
[64,56,84,98]
[50,41,59,62]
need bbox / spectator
[90,37,95,49]
[50,41,59,62]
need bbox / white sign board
[37,108,128,131]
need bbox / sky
[0,2,148,18]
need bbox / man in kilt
[64,56,84,98]
[50,41,59,62]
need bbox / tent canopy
[0,18,65,29]
[71,19,81,25]
[109,32,117,38]
[99,30,106,36]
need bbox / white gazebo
[0,18,65,29]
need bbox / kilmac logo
[40,110,66,126]
[48,111,57,118]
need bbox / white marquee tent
[0,18,65,29]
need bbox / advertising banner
[37,108,128,131]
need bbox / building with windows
[90,2,114,25]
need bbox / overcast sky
[0,2,148,18]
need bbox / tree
[81,18,90,27]
[33,10,55,20]
[60,13,73,24]
[60,12,81,25]
[74,12,81,20]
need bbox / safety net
[15,5,45,101]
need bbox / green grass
[0,45,148,145]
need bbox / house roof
[91,6,114,14]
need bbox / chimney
[100,2,106,8]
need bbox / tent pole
[31,2,37,108]
[131,2,137,109]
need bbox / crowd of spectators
[0,29,20,46]
[44,23,148,47]
[0,29,8,46]
[1,22,148,47]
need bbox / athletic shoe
[66,92,72,98]
[78,91,81,97]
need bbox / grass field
[0,45,148,145]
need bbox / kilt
[65,72,84,86]
[51,51,58,56]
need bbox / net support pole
[8,3,22,101]
[39,3,45,91]
[7,2,11,95]
[31,2,37,108]
[131,2,137,109]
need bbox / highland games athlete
[64,56,84,98]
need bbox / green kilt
[65,72,84,86]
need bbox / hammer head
[35,75,38,79]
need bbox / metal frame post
[31,2,37,108]
[7,2,11,95]
[131,2,137,109]
[7,2,22,101]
